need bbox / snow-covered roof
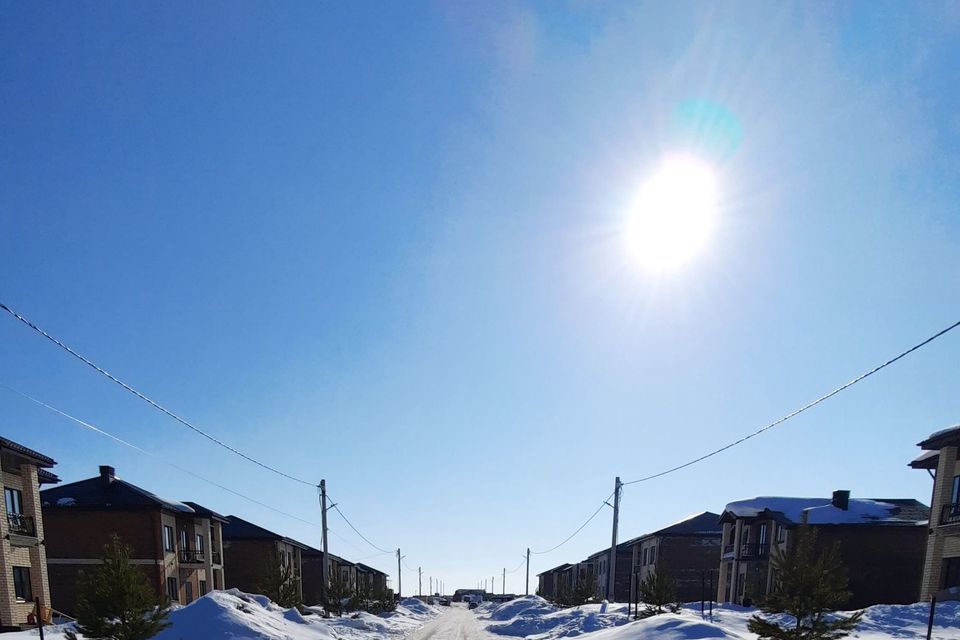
[910,450,939,469]
[918,424,960,450]
[721,496,927,526]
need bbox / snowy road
[407,606,497,640]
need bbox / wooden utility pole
[525,548,530,595]
[397,549,402,599]
[502,567,506,595]
[607,477,622,601]
[320,480,330,604]
[419,567,422,597]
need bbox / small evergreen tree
[327,570,352,617]
[747,526,863,640]
[637,569,681,618]
[257,549,302,608]
[65,535,170,640]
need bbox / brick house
[221,515,306,601]
[0,437,59,630]
[910,424,960,599]
[300,547,357,606]
[626,511,722,603]
[535,563,571,599]
[40,465,228,614]
[716,491,928,608]
[354,562,388,595]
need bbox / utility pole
[430,576,433,595]
[419,567,422,597]
[502,567,506,595]
[525,548,530,595]
[320,480,330,604]
[607,477,622,601]
[397,549,402,599]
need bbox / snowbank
[483,596,558,621]
[6,589,439,640]
[486,600,630,638]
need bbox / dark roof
[354,563,388,576]
[910,450,939,470]
[41,469,194,514]
[536,563,571,577]
[38,468,60,485]
[918,425,960,451]
[222,515,308,549]
[298,545,352,565]
[183,501,229,523]
[0,436,56,467]
[653,511,722,536]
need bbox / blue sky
[2,2,959,596]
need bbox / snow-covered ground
[6,590,440,640]
[478,595,960,640]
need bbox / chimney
[99,465,116,484]
[832,490,850,511]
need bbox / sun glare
[626,155,718,271]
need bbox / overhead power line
[623,317,960,486]
[530,490,615,555]
[328,499,393,554]
[4,385,319,526]
[0,302,315,487]
[505,556,527,573]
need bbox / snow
[5,589,439,640]
[722,497,914,525]
[480,598,960,640]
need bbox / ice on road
[408,606,498,640]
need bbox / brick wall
[659,535,722,603]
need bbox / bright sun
[626,154,718,271]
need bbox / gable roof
[536,563,571,577]
[41,469,194,514]
[183,501,229,523]
[222,514,308,549]
[38,468,60,485]
[720,496,928,526]
[354,563,388,576]
[0,436,56,468]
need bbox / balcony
[940,504,960,527]
[7,513,36,537]
[738,542,770,560]
[211,550,223,565]
[722,543,735,556]
[179,549,205,564]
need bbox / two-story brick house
[0,437,59,630]
[300,547,358,606]
[716,491,928,608]
[221,515,306,601]
[40,465,228,614]
[910,424,960,599]
[627,511,722,603]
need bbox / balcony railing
[179,549,205,564]
[211,550,223,565]
[739,542,770,560]
[722,544,735,556]
[940,504,960,526]
[7,514,36,537]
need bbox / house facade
[535,563,570,599]
[41,465,228,614]
[716,491,928,608]
[0,437,59,630]
[300,547,358,606]
[627,511,722,603]
[222,515,306,601]
[354,562,389,595]
[589,542,633,602]
[911,425,960,600]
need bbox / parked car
[440,598,450,606]
[468,601,479,610]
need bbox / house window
[758,523,768,546]
[4,488,23,515]
[952,476,960,506]
[13,566,31,602]
[642,548,648,565]
[942,558,960,590]
[775,524,786,543]
[163,525,175,552]
[196,533,204,554]
[184,580,193,604]
[180,529,189,551]
[167,577,179,603]
[649,546,656,565]
[199,580,208,596]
